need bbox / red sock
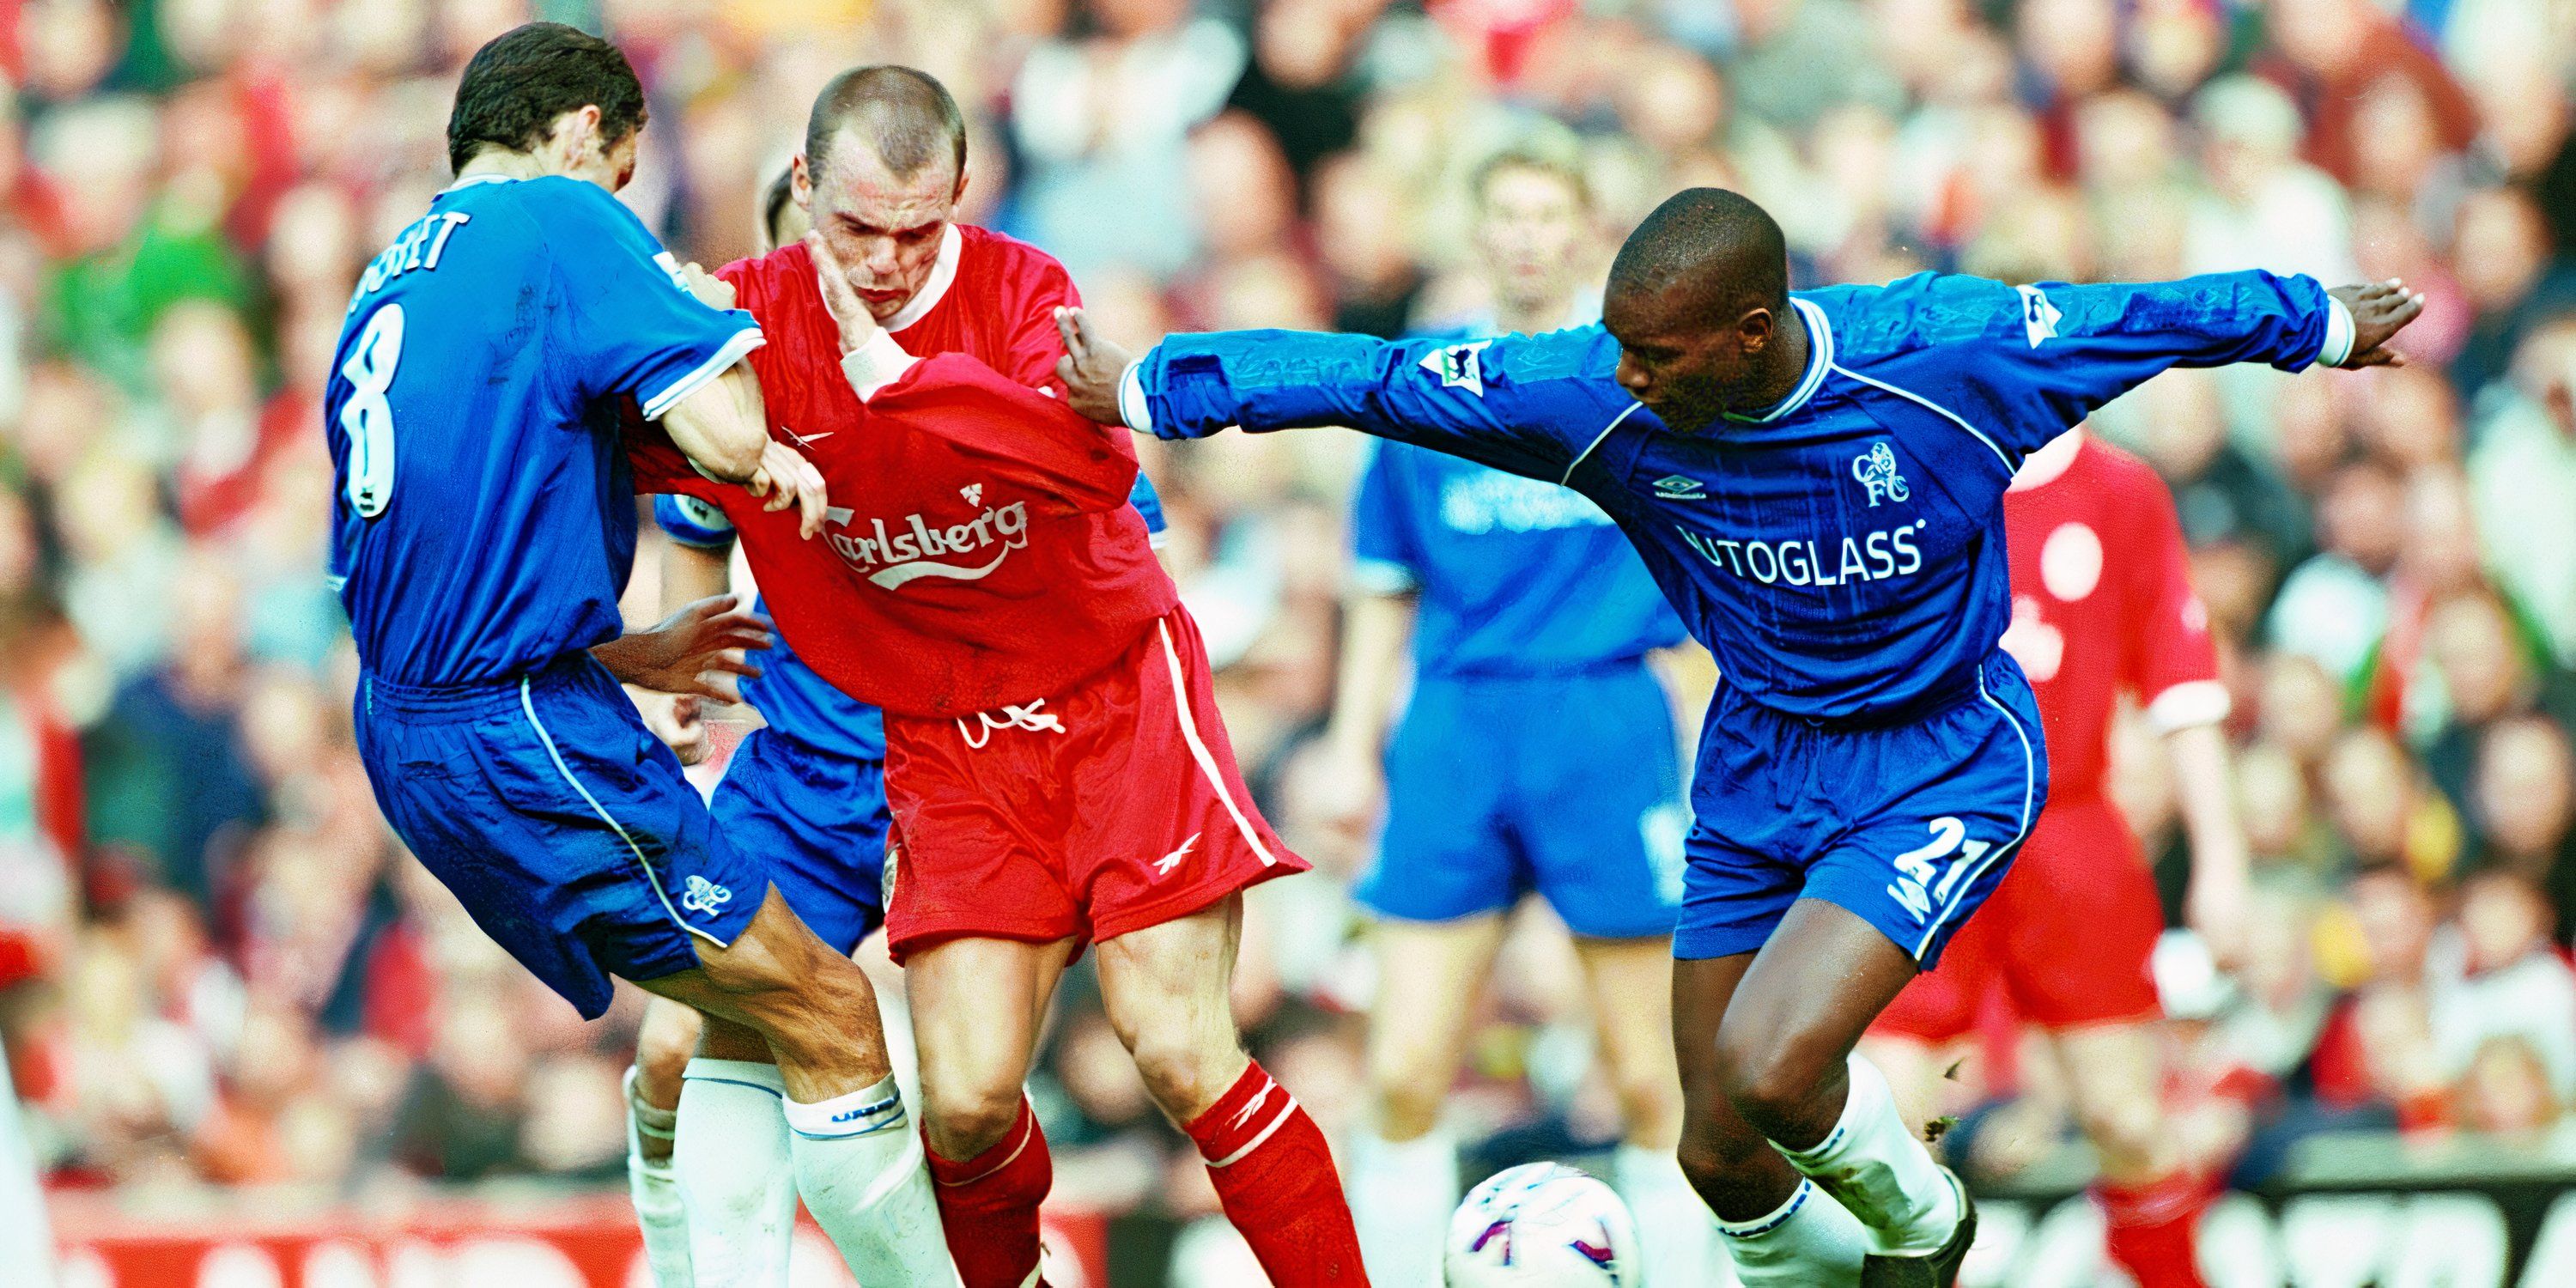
[1184,1061,1369,1287]
[927,1097,1054,1288]
[2096,1170,2211,1288]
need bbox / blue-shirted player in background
[328,25,952,1287]
[1320,150,1725,1288]
[617,156,1175,1288]
[1060,187,2422,1285]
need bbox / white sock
[1613,1143,1738,1288]
[1346,1127,1458,1288]
[677,1060,798,1288]
[627,1066,696,1288]
[1772,1051,1960,1254]
[779,1075,957,1288]
[0,1036,55,1288]
[1716,1177,1872,1285]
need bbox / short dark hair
[1472,149,1589,212]
[805,65,967,184]
[447,23,648,176]
[1607,187,1789,319]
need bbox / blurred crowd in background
[3,0,2576,1238]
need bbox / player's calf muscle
[1099,902,1252,1125]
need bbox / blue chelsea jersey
[1138,270,2335,723]
[654,472,1171,762]
[325,174,763,688]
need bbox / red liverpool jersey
[740,224,1079,395]
[1996,434,2226,798]
[630,353,1176,718]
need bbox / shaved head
[795,65,971,323]
[1607,187,1789,323]
[805,64,966,184]
[1601,188,1804,433]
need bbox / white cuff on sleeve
[641,327,765,421]
[840,330,920,401]
[1118,361,1154,434]
[2318,295,2357,369]
[2144,679,2232,734]
[1346,557,1420,596]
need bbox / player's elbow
[663,365,770,483]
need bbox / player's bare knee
[924,1077,1024,1159]
[1128,1030,1242,1125]
[635,1003,703,1105]
[1716,1027,1843,1144]
[1611,1067,1682,1139]
[1370,1069,1446,1140]
[2075,1096,2162,1171]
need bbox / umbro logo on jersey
[1851,441,1911,507]
[2016,283,2063,349]
[1652,474,1706,500]
[1419,340,1493,397]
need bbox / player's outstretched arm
[592,592,773,702]
[1055,307,1604,483]
[1939,270,2425,459]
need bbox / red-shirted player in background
[1864,428,2251,1288]
[637,68,1368,1288]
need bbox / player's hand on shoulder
[1054,306,1133,425]
[802,232,883,355]
[2328,279,2426,368]
[747,438,829,538]
[680,262,736,312]
[592,592,773,702]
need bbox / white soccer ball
[1443,1162,1641,1287]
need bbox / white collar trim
[440,173,520,194]
[1730,296,1834,424]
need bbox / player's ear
[951,164,970,208]
[556,104,604,165]
[791,153,814,210]
[1737,305,1775,357]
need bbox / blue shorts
[1358,665,1686,940]
[1675,653,2049,969]
[710,726,889,956]
[354,653,762,1019]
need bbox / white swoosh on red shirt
[867,547,1012,589]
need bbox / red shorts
[879,605,1306,962]
[1872,791,2165,1039]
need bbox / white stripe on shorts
[1158,620,1279,867]
[1911,671,2036,958]
[518,677,729,948]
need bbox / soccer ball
[1443,1162,1640,1287]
